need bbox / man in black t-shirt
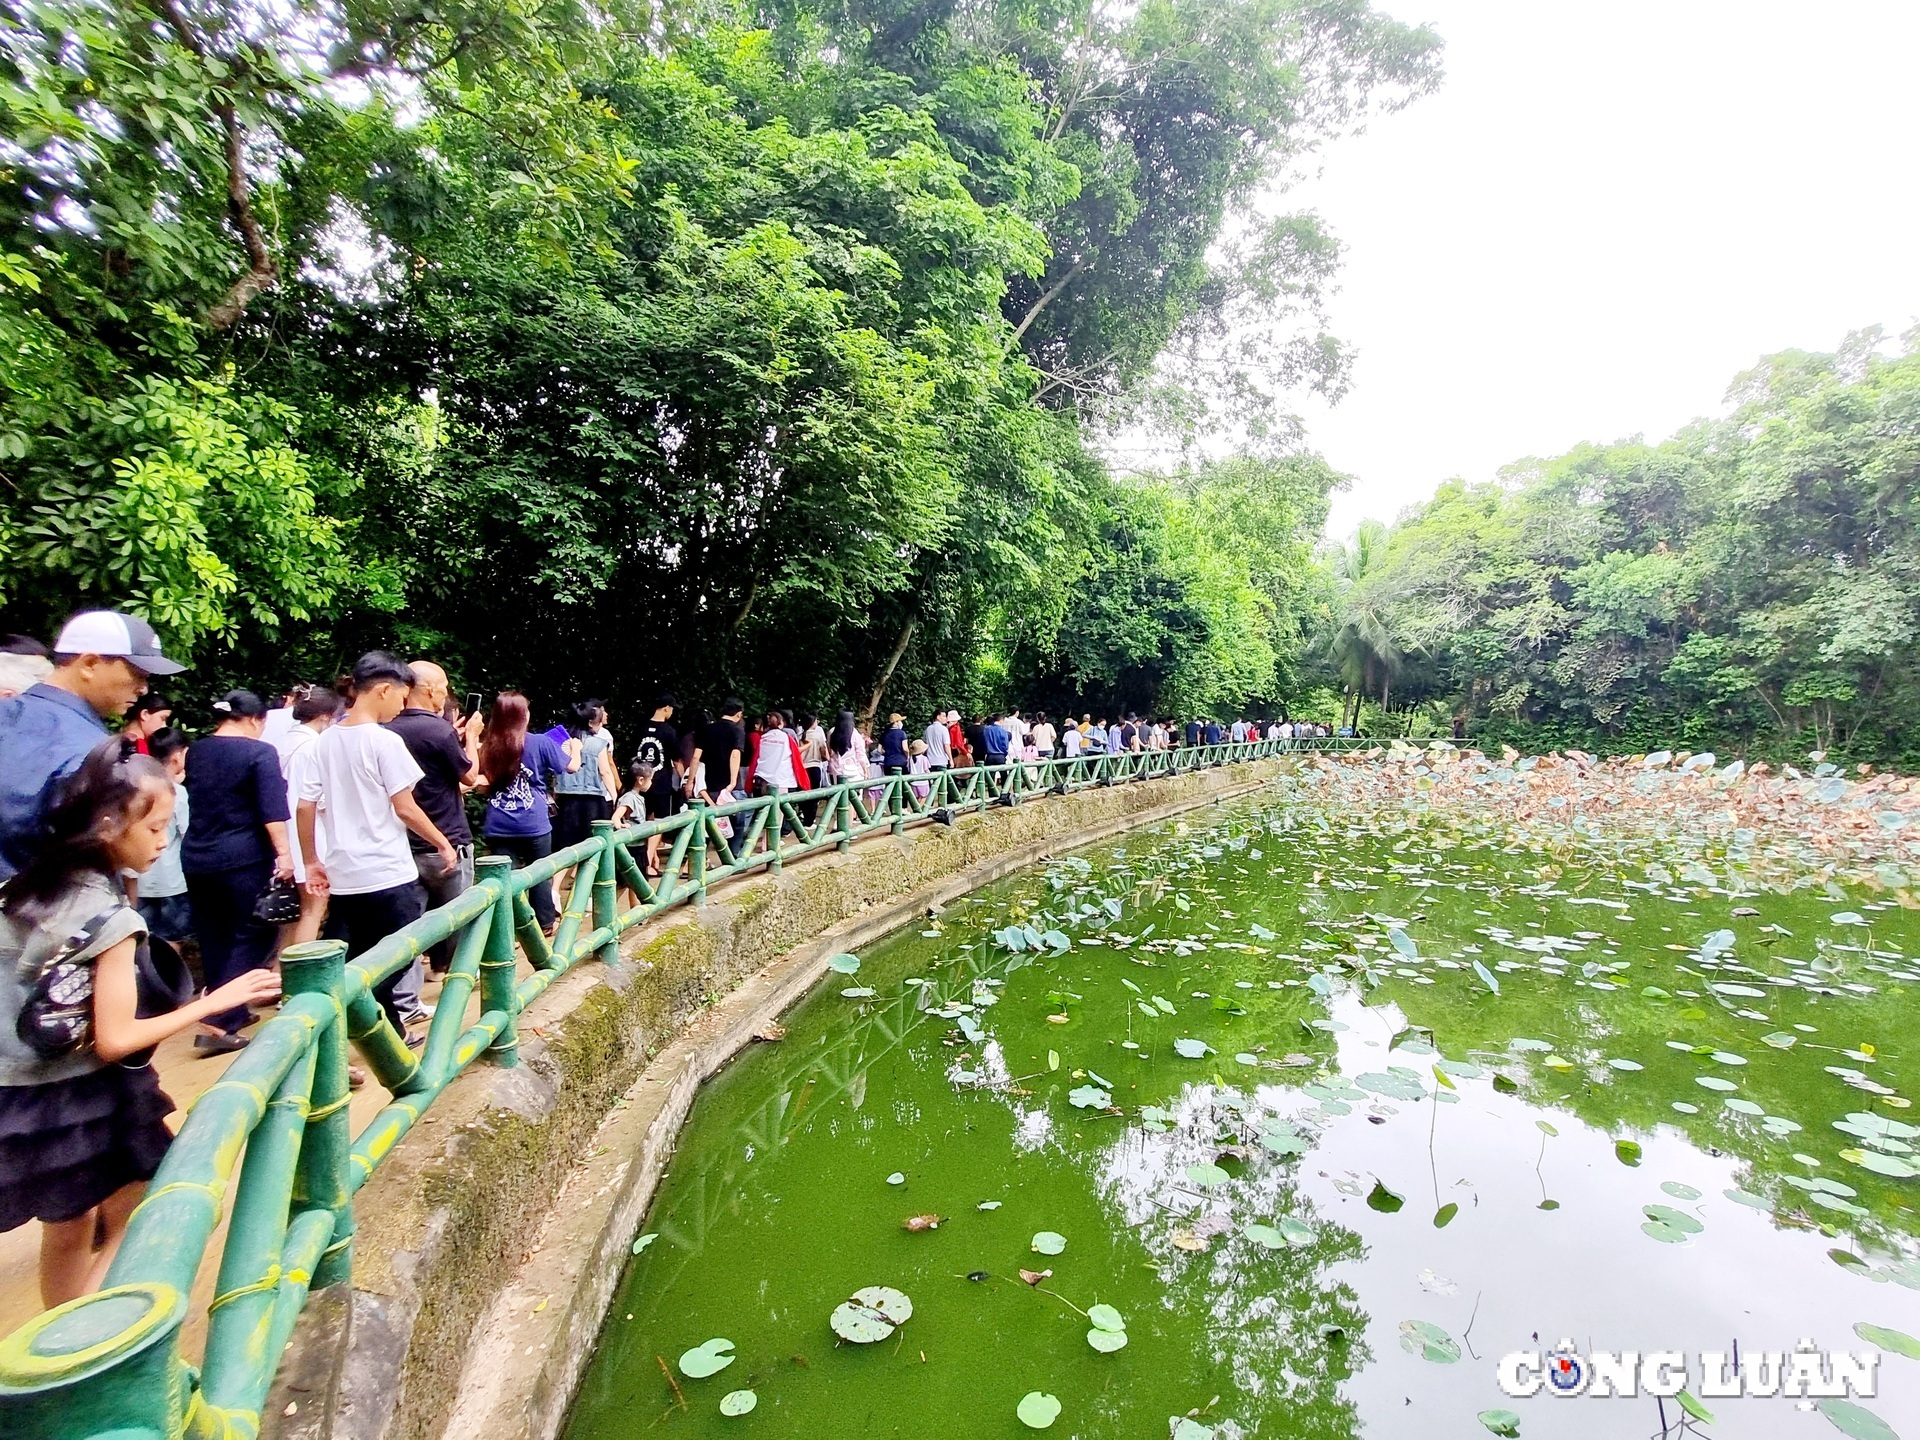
[687,698,746,859]
[631,693,680,876]
[386,660,479,973]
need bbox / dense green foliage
[1315,330,1920,762]
[0,0,1437,722]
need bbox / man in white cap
[0,609,186,878]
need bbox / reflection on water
[565,793,1920,1440]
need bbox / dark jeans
[325,880,428,1030]
[488,831,556,930]
[186,861,276,1034]
[137,893,194,944]
[554,793,612,852]
[416,843,473,973]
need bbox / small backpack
[15,905,121,1060]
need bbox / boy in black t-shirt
[631,694,679,876]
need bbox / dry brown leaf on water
[902,1214,942,1232]
[1018,1268,1051,1286]
[1170,1230,1209,1252]
[752,1023,786,1042]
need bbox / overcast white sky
[1287,1,1920,540]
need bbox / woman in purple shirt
[476,692,577,935]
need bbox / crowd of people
[0,608,1332,1313]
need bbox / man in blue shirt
[0,610,186,878]
[981,713,1010,764]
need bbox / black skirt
[0,1065,175,1230]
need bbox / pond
[564,780,1920,1440]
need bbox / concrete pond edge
[266,759,1286,1440]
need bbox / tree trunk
[861,615,919,724]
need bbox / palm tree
[1327,520,1405,730]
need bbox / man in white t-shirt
[297,652,457,1030]
[923,710,953,770]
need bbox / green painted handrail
[0,737,1366,1438]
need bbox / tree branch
[147,0,277,328]
[1008,260,1086,349]
[861,615,918,724]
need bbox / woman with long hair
[182,690,294,1054]
[475,691,576,934]
[1,740,280,1306]
[827,710,866,784]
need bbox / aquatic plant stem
[1034,1286,1090,1319]
[655,1354,687,1411]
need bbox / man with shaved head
[386,660,481,976]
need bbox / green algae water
[565,788,1920,1440]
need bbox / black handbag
[252,878,300,925]
[120,935,196,1069]
[15,906,121,1060]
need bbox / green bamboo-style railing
[0,736,1362,1438]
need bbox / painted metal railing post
[0,1276,190,1440]
[282,939,353,1288]
[476,856,519,1067]
[688,809,708,901]
[590,821,619,965]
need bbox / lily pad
[1173,1037,1214,1059]
[631,1232,658,1255]
[1017,1392,1062,1429]
[1086,1326,1128,1352]
[1185,1163,1230,1189]
[1660,1181,1703,1200]
[1243,1223,1286,1250]
[1478,1409,1521,1437]
[1643,1204,1703,1233]
[1695,1076,1738,1092]
[1398,1318,1460,1362]
[1724,1187,1772,1210]
[718,1390,757,1417]
[1615,1140,1643,1166]
[827,953,862,973]
[1067,1084,1112,1109]
[1366,1179,1405,1213]
[1433,1202,1459,1228]
[1855,1323,1920,1359]
[1087,1303,1125,1332]
[1607,1058,1644,1071]
[1818,1399,1898,1440]
[829,1286,912,1344]
[1641,1219,1690,1243]
[1031,1231,1067,1255]
[679,1338,736,1377]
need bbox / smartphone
[465,692,483,717]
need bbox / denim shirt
[0,684,109,880]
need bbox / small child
[0,738,281,1308]
[134,727,192,945]
[909,739,932,802]
[612,761,651,829]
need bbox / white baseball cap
[53,610,187,675]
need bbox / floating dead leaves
[901,1214,941,1232]
[1279,743,1920,896]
